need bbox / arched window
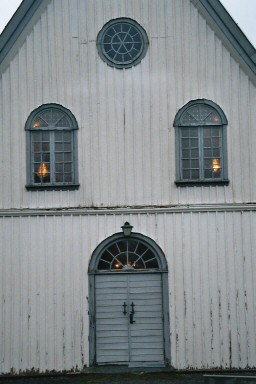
[97,238,159,270]
[89,232,168,273]
[25,104,79,190]
[174,99,229,185]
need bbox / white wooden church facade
[0,0,256,375]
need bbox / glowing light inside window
[37,163,50,178]
[212,158,221,173]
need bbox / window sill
[175,180,230,187]
[26,184,80,191]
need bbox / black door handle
[123,302,127,315]
[130,302,135,324]
[130,313,135,324]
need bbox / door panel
[95,273,164,366]
[95,275,129,364]
[129,274,164,364]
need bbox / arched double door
[88,231,170,367]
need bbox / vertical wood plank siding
[0,211,256,373]
[1,0,256,375]
[0,0,255,209]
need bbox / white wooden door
[95,273,164,366]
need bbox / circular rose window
[97,18,149,69]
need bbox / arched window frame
[174,99,229,186]
[89,232,168,273]
[25,104,79,190]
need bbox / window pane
[42,142,50,151]
[137,242,147,255]
[52,110,64,124]
[63,132,72,141]
[213,169,222,178]
[128,240,138,252]
[212,158,222,176]
[204,148,212,158]
[132,257,145,269]
[182,160,190,169]
[115,254,127,266]
[55,131,63,141]
[190,139,198,148]
[64,163,72,173]
[58,116,71,127]
[182,149,190,158]
[204,169,212,178]
[40,110,52,123]
[42,132,50,141]
[116,240,127,253]
[101,251,114,263]
[183,170,190,179]
[145,258,159,268]
[34,153,41,162]
[191,148,199,158]
[212,138,220,147]
[211,128,221,137]
[64,174,72,182]
[213,148,220,157]
[55,153,63,162]
[55,163,63,172]
[55,143,63,151]
[203,128,212,138]
[181,128,190,137]
[191,169,199,179]
[190,128,198,137]
[182,138,190,148]
[55,174,64,182]
[204,138,212,147]
[42,153,50,162]
[191,159,199,168]
[98,259,111,270]
[34,163,41,173]
[206,112,221,124]
[204,159,212,169]
[64,143,71,151]
[32,118,48,128]
[141,249,155,262]
[204,158,222,179]
[34,163,50,183]
[32,132,42,141]
[64,153,72,162]
[33,142,42,152]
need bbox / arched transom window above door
[89,225,167,273]
[97,238,159,271]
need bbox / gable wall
[0,0,256,209]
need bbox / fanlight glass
[97,18,149,69]
[97,239,159,270]
[179,104,222,126]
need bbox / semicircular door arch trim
[88,231,170,367]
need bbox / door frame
[88,232,170,367]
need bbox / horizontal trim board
[1,203,256,217]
